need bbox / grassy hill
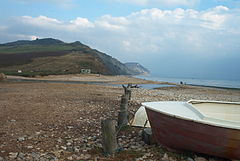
[0,38,132,77]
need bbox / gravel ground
[0,75,240,161]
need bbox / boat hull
[146,108,240,159]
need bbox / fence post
[122,84,132,100]
[101,119,118,155]
[117,84,132,127]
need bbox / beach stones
[194,157,207,161]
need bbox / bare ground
[0,75,240,161]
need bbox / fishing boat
[132,100,240,159]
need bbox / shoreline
[135,75,240,90]
[187,83,240,91]
[6,74,240,91]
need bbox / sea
[135,75,240,90]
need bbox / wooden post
[117,84,133,127]
[119,95,128,111]
[117,111,128,127]
[101,119,118,155]
[117,95,129,127]
[122,84,132,101]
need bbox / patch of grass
[0,52,110,77]
[1,71,58,77]
[0,41,130,76]
[0,45,75,54]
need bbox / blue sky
[0,0,240,80]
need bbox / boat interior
[188,100,240,126]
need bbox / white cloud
[21,16,62,26]
[12,34,40,40]
[95,15,129,31]
[70,17,94,28]
[1,6,240,79]
[17,16,95,32]
[4,6,240,53]
[200,6,230,30]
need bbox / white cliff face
[124,62,150,75]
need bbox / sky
[0,0,240,80]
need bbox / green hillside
[0,38,132,77]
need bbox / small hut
[81,69,91,74]
[0,73,6,81]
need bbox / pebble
[30,152,40,159]
[82,149,88,153]
[66,147,74,152]
[73,147,80,152]
[35,131,41,135]
[27,145,34,149]
[209,159,218,161]
[77,154,91,160]
[17,152,25,159]
[195,157,207,161]
[66,142,72,146]
[142,155,147,159]
[57,138,63,143]
[9,152,18,159]
[162,153,169,161]
[61,146,67,150]
[44,152,58,160]
[186,157,195,161]
[67,126,74,129]
[17,136,27,141]
[145,153,151,157]
[169,157,177,161]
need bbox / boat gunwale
[143,100,240,130]
[187,99,240,105]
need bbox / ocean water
[136,75,240,89]
[108,83,175,89]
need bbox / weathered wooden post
[117,95,129,127]
[120,94,128,111]
[122,84,132,100]
[117,84,132,127]
[101,119,118,155]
